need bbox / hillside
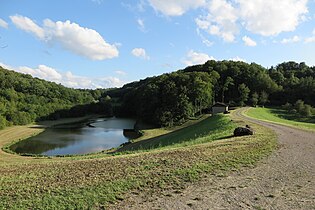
[1,60,314,129]
[107,60,315,126]
[0,67,108,129]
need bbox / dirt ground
[111,108,315,210]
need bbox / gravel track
[112,108,315,210]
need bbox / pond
[10,118,137,156]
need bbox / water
[10,118,136,156]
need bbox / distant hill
[106,60,315,126]
[0,66,106,129]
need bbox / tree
[282,102,292,111]
[251,92,259,107]
[238,83,250,106]
[259,91,269,107]
[302,104,312,117]
[0,115,6,129]
[221,76,234,103]
[294,100,305,114]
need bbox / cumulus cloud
[195,0,238,42]
[183,50,215,66]
[131,48,150,59]
[196,0,309,41]
[10,15,45,39]
[19,65,62,80]
[281,35,301,44]
[148,0,205,16]
[10,15,119,60]
[0,61,125,89]
[242,36,257,46]
[0,18,8,29]
[238,0,308,36]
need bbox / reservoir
[10,118,137,156]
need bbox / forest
[107,61,315,126]
[1,60,314,128]
[0,66,112,129]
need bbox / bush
[0,115,7,129]
[282,102,292,111]
[294,100,305,114]
[301,104,312,117]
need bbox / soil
[111,108,315,210]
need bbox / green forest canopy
[0,66,110,129]
[1,60,314,128]
[107,61,315,126]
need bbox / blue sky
[0,0,315,89]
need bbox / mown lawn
[0,112,277,209]
[245,107,315,131]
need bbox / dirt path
[112,108,315,210]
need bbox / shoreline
[0,115,102,162]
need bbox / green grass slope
[245,107,315,131]
[117,114,236,152]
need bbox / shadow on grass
[269,107,315,124]
[216,135,235,140]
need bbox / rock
[234,126,254,136]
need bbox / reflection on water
[10,118,136,156]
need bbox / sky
[0,0,315,89]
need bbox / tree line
[1,60,314,129]
[0,67,111,129]
[107,60,315,126]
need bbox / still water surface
[10,118,136,156]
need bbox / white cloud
[195,0,309,42]
[137,18,146,32]
[242,36,257,46]
[19,65,62,81]
[0,61,125,89]
[196,29,214,47]
[0,62,12,70]
[281,35,301,44]
[183,50,215,66]
[10,15,45,39]
[196,0,238,42]
[10,15,119,60]
[131,48,150,59]
[305,37,315,43]
[148,0,205,16]
[43,19,118,60]
[238,0,308,36]
[230,56,246,62]
[0,18,8,29]
[115,70,127,76]
[304,28,315,43]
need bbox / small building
[211,102,229,115]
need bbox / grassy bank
[245,107,315,131]
[0,112,277,209]
[117,114,236,152]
